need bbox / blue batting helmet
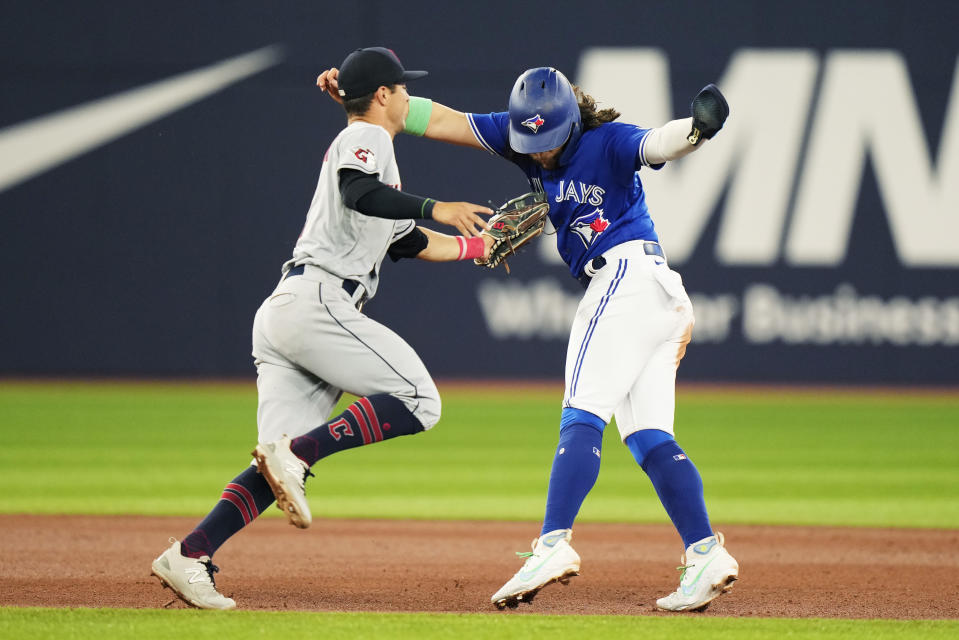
[508,67,582,160]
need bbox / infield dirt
[1,515,955,618]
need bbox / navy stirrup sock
[291,393,424,467]
[180,395,425,559]
[181,465,275,558]
[541,408,606,535]
[626,430,713,548]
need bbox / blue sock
[626,430,713,548]
[541,408,605,535]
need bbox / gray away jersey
[285,121,415,299]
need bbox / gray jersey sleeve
[335,125,395,179]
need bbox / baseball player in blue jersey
[150,47,495,610]
[317,64,739,612]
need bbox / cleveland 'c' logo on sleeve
[352,147,373,163]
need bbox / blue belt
[286,264,361,296]
[577,241,664,289]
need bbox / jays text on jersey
[467,112,664,277]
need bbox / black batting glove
[687,84,729,145]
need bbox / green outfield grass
[1,608,957,640]
[1,381,958,528]
[2,381,957,637]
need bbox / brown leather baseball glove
[474,191,550,272]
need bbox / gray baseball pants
[251,265,441,444]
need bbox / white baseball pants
[563,240,695,440]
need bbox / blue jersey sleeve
[465,112,511,156]
[603,122,663,182]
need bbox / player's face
[529,146,564,170]
[387,84,410,134]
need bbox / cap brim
[401,70,428,82]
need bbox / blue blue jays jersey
[467,111,664,278]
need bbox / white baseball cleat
[491,528,581,609]
[655,532,739,612]
[252,435,313,528]
[150,538,236,610]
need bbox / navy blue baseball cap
[337,47,428,99]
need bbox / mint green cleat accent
[656,532,739,612]
[491,529,581,609]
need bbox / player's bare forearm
[415,227,494,262]
[421,103,486,149]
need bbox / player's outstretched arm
[640,84,729,165]
[317,68,484,150]
[416,102,486,149]
[340,169,490,235]
[640,117,698,164]
[413,227,496,262]
[403,95,486,149]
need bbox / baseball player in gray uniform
[150,46,493,610]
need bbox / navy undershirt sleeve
[338,168,435,220]
[387,227,429,261]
